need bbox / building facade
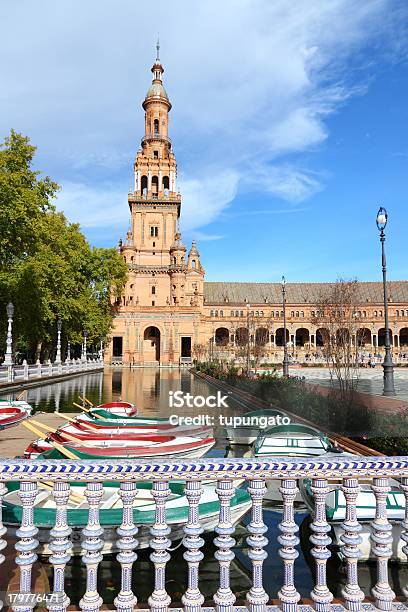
[105,52,408,365]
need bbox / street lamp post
[55,317,62,364]
[376,207,396,396]
[282,277,289,377]
[246,304,251,376]
[4,302,14,366]
[83,330,88,362]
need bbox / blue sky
[1,0,407,282]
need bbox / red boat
[95,401,137,416]
[25,433,215,459]
[0,406,28,429]
[53,421,213,441]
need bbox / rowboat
[79,411,169,427]
[0,406,29,430]
[299,477,406,561]
[2,481,252,556]
[0,399,32,415]
[254,423,333,457]
[25,433,216,460]
[254,423,336,503]
[43,420,213,441]
[225,408,290,445]
[95,401,137,416]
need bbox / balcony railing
[0,455,407,610]
[141,134,171,146]
[0,358,103,386]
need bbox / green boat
[254,423,333,457]
[225,408,290,445]
[84,409,169,426]
[3,480,251,556]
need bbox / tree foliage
[0,130,127,361]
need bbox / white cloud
[0,0,404,239]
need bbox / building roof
[203,281,408,305]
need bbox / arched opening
[316,328,328,347]
[275,328,289,347]
[163,175,169,190]
[152,175,159,195]
[143,326,161,362]
[255,327,269,346]
[400,328,408,347]
[235,327,249,346]
[154,119,159,135]
[295,328,310,347]
[356,328,371,347]
[336,328,350,347]
[141,175,148,196]
[377,328,393,347]
[191,259,196,268]
[215,328,229,346]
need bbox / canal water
[1,368,407,605]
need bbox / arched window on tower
[163,175,169,196]
[141,175,148,196]
[152,176,159,196]
[154,119,159,135]
[192,259,196,268]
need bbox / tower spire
[156,36,160,62]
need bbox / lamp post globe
[4,302,14,366]
[282,277,289,377]
[376,206,396,396]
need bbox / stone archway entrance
[143,326,161,362]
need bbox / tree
[0,131,127,361]
[311,279,363,401]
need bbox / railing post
[310,478,333,612]
[182,480,205,612]
[79,482,104,612]
[246,479,268,612]
[48,482,72,612]
[36,359,41,379]
[0,482,7,611]
[13,482,39,612]
[400,477,408,600]
[114,482,138,612]
[22,359,28,381]
[148,480,171,612]
[370,477,395,610]
[278,479,300,612]
[7,364,14,383]
[341,478,364,611]
[214,479,236,612]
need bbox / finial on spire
[156,36,160,61]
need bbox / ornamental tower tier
[125,41,181,270]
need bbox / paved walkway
[287,366,408,402]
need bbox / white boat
[299,477,406,561]
[225,408,291,445]
[2,481,252,556]
[254,424,336,503]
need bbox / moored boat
[225,408,291,445]
[2,481,252,556]
[254,423,333,457]
[79,411,169,427]
[46,420,213,440]
[0,406,29,429]
[0,399,32,415]
[96,401,137,416]
[254,423,337,503]
[25,433,216,460]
